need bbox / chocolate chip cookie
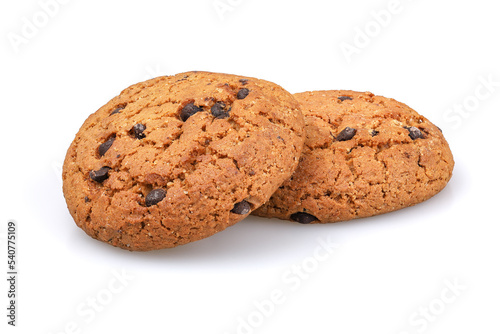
[253,90,454,224]
[62,71,305,250]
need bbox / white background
[1,0,499,333]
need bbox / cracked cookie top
[62,71,305,250]
[253,90,454,224]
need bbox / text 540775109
[6,221,17,326]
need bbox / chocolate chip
[132,124,146,139]
[371,130,380,137]
[231,200,251,215]
[89,167,111,183]
[180,103,203,121]
[145,189,166,207]
[290,212,318,224]
[211,102,230,119]
[84,196,90,203]
[98,137,115,157]
[336,127,357,141]
[110,105,126,115]
[405,126,424,140]
[237,88,250,100]
[239,79,249,85]
[338,96,353,102]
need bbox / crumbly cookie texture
[253,90,454,224]
[62,71,305,250]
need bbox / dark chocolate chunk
[239,79,249,85]
[338,96,353,102]
[84,196,90,203]
[336,127,357,141]
[371,130,380,137]
[290,212,318,224]
[231,200,251,215]
[145,189,166,207]
[89,167,111,183]
[405,126,424,140]
[237,88,250,100]
[211,102,230,119]
[180,103,203,121]
[98,137,115,157]
[176,75,189,82]
[132,124,146,139]
[110,105,126,115]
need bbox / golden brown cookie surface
[253,90,454,224]
[63,71,305,250]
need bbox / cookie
[62,71,305,250]
[253,90,454,224]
